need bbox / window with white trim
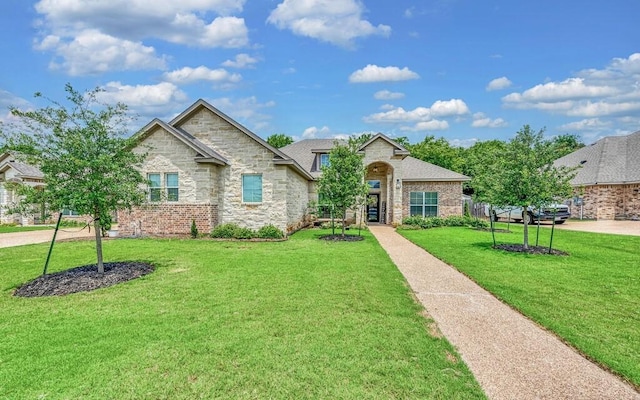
[242,174,262,203]
[148,173,161,202]
[165,173,179,201]
[147,173,178,202]
[409,191,438,217]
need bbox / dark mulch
[319,234,365,242]
[493,244,568,256]
[14,261,155,298]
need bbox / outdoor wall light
[396,179,401,189]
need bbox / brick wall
[402,181,463,219]
[118,204,218,236]
[577,183,640,220]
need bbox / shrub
[190,219,199,239]
[211,223,241,238]
[234,227,256,239]
[256,224,284,239]
[400,215,489,230]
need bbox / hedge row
[210,223,285,239]
[399,215,489,230]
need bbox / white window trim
[242,174,263,204]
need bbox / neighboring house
[0,152,45,225]
[119,99,469,236]
[554,130,640,220]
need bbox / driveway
[554,220,640,236]
[0,227,94,248]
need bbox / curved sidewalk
[369,225,639,400]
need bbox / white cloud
[208,96,275,132]
[349,65,419,83]
[221,53,258,68]
[471,112,507,128]
[33,0,249,74]
[363,99,469,132]
[557,118,611,132]
[374,90,405,100]
[35,30,166,75]
[301,126,331,139]
[502,53,640,119]
[430,99,470,117]
[91,82,188,122]
[486,76,512,91]
[267,0,391,48]
[0,90,33,124]
[400,120,449,132]
[163,66,242,87]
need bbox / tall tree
[1,84,147,273]
[266,133,294,148]
[406,135,464,173]
[549,133,585,159]
[317,139,369,237]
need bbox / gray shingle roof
[554,130,640,185]
[280,140,470,182]
[402,156,469,181]
[0,153,44,179]
[280,139,341,179]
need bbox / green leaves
[2,84,147,270]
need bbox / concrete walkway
[0,227,94,249]
[369,225,639,400]
[554,220,640,236]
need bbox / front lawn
[0,225,53,234]
[399,224,640,388]
[0,230,485,399]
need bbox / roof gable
[358,133,410,156]
[555,130,640,185]
[135,119,228,165]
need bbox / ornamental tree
[317,139,369,237]
[1,84,147,273]
[481,125,577,249]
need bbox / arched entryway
[365,162,394,224]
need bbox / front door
[367,194,380,222]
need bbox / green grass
[0,225,53,234]
[399,224,640,388]
[0,230,485,399]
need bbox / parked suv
[484,204,570,224]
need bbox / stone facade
[361,139,405,224]
[121,103,311,236]
[575,183,640,220]
[402,181,464,218]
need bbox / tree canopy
[471,125,578,248]
[1,84,147,272]
[266,133,294,148]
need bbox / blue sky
[1,0,639,146]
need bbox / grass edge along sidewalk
[0,229,485,399]
[399,224,640,389]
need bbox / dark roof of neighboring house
[0,153,44,180]
[280,138,470,182]
[554,130,640,185]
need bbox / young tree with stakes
[1,84,147,273]
[317,139,369,238]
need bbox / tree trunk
[522,206,529,249]
[341,213,346,237]
[94,218,104,273]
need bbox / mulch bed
[493,244,568,256]
[319,234,365,242]
[14,261,155,298]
